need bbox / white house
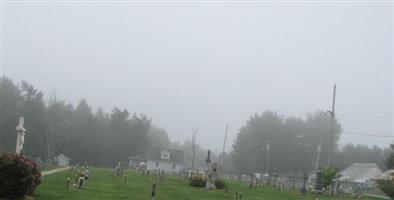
[129,148,185,172]
[146,149,185,172]
[340,163,382,183]
[54,153,71,167]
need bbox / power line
[337,114,394,119]
[342,131,394,138]
[5,0,394,3]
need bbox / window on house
[161,152,170,159]
[172,163,176,169]
[156,161,159,167]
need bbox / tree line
[1,77,161,166]
[230,111,391,174]
[1,77,390,172]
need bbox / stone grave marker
[66,177,70,190]
[151,184,156,200]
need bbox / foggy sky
[3,2,393,152]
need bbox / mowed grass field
[35,168,380,200]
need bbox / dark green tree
[386,144,394,169]
[20,81,47,157]
[147,126,171,154]
[333,144,390,170]
[0,77,23,153]
[45,96,74,160]
[232,110,342,175]
[321,167,340,189]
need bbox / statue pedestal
[205,162,218,190]
[205,180,216,190]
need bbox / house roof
[129,148,184,164]
[129,154,147,161]
[340,163,382,183]
[55,153,70,161]
[150,148,184,164]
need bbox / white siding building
[54,153,70,167]
[340,163,382,183]
[129,148,185,172]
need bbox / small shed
[54,153,70,167]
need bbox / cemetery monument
[15,116,27,154]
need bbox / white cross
[15,117,27,154]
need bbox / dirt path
[41,166,71,176]
[364,194,390,199]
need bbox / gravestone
[84,168,90,181]
[249,173,254,188]
[66,177,70,190]
[151,184,156,200]
[279,178,285,191]
[120,165,124,177]
[313,167,324,193]
[292,176,296,189]
[78,174,85,189]
[74,174,79,186]
[159,170,165,184]
[273,173,278,187]
[300,173,308,196]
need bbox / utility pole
[220,124,229,173]
[315,134,322,170]
[221,124,229,157]
[191,126,198,170]
[265,142,270,175]
[327,84,336,167]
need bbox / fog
[3,2,393,152]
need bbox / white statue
[15,117,27,154]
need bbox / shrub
[0,153,41,199]
[376,179,394,199]
[215,179,227,189]
[189,176,227,190]
[189,176,206,188]
[322,167,340,189]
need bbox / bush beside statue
[189,176,227,190]
[0,153,41,199]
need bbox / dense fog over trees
[0,77,390,172]
[231,111,390,174]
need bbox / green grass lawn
[35,168,380,200]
